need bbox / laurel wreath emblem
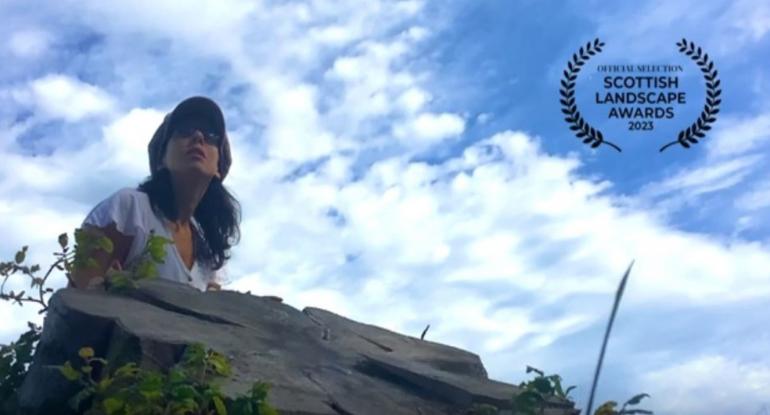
[560,38,622,152]
[658,38,721,152]
[561,38,721,153]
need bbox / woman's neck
[169,172,209,228]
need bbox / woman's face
[162,114,221,180]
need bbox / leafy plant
[509,366,652,415]
[511,365,577,415]
[97,229,174,292]
[0,322,42,413]
[593,393,652,415]
[0,228,106,410]
[57,344,277,415]
[0,227,172,309]
[0,228,278,414]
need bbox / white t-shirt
[81,187,221,291]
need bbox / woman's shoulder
[103,187,149,205]
[98,187,157,214]
[83,187,153,236]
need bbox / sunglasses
[171,118,222,146]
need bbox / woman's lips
[187,149,205,159]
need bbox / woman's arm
[69,223,134,289]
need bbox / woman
[71,96,240,292]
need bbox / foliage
[511,365,577,415]
[0,322,41,413]
[68,226,173,292]
[0,228,278,414]
[592,393,653,415]
[97,229,174,292]
[511,366,652,415]
[57,344,277,415]
[0,228,172,311]
[466,365,653,415]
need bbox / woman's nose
[190,129,205,144]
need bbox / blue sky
[1,1,769,414]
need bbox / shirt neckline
[160,216,198,279]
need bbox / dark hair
[137,168,241,271]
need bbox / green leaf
[59,361,81,381]
[512,390,543,415]
[79,347,95,360]
[624,393,650,406]
[97,377,114,393]
[138,372,164,393]
[549,374,565,396]
[209,353,232,377]
[213,395,227,415]
[86,258,98,269]
[58,233,69,249]
[168,367,187,384]
[133,259,158,280]
[171,398,199,415]
[259,401,280,415]
[531,377,553,395]
[182,343,206,368]
[108,275,136,291]
[97,236,114,254]
[251,382,271,400]
[14,248,26,264]
[103,397,124,415]
[68,386,95,411]
[141,261,158,279]
[595,400,618,415]
[114,362,140,378]
[525,365,544,377]
[171,384,198,400]
[147,235,172,263]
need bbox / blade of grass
[585,260,635,415]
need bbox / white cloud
[259,81,339,162]
[630,111,770,220]
[308,25,359,46]
[717,0,770,45]
[226,129,770,326]
[735,178,770,211]
[476,113,492,125]
[588,0,769,60]
[393,112,465,144]
[0,153,71,194]
[397,87,431,113]
[99,108,165,176]
[405,26,429,42]
[11,74,116,122]
[640,355,770,414]
[62,0,256,57]
[322,37,421,129]
[7,28,51,59]
[639,155,761,201]
[707,113,770,160]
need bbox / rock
[17,278,579,415]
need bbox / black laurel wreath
[560,38,622,152]
[659,39,721,152]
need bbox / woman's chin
[174,166,216,181]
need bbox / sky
[1,0,769,414]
